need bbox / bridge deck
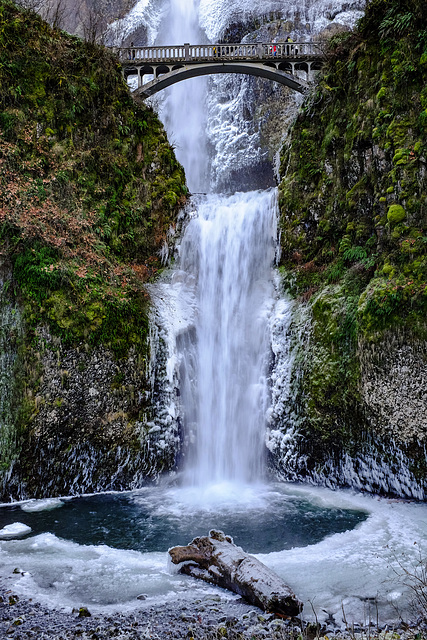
[116,42,323,65]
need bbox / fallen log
[169,530,303,616]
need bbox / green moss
[297,278,363,446]
[392,148,410,165]
[387,204,406,224]
[376,86,388,102]
[277,0,427,457]
[0,0,187,358]
[382,263,393,275]
[279,0,426,323]
[0,0,189,487]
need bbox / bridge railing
[116,42,323,63]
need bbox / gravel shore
[0,580,425,640]
[0,583,292,639]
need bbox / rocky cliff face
[0,0,186,500]
[359,336,427,445]
[5,324,179,499]
[205,3,365,192]
[271,0,427,498]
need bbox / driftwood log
[169,530,303,616]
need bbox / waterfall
[138,0,365,488]
[143,0,283,486]
[156,0,209,193]
[178,191,278,486]
[111,0,367,490]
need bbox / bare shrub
[396,548,427,624]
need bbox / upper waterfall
[156,0,209,193]
[110,0,365,193]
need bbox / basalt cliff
[0,0,186,499]
[270,0,427,498]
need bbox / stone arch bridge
[115,42,324,98]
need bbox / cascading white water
[156,0,209,193]
[143,0,365,486]
[178,191,278,485]
[146,0,283,485]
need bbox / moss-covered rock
[0,0,187,357]
[0,0,187,497]
[387,204,406,224]
[275,0,427,496]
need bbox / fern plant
[325,259,345,283]
[339,235,368,263]
[343,245,368,262]
[379,7,415,39]
[338,234,352,254]
[361,252,378,270]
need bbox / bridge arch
[155,64,171,78]
[132,62,309,98]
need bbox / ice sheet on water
[0,532,229,612]
[0,485,425,628]
[21,498,64,513]
[257,487,427,628]
[0,522,31,539]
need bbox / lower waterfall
[177,190,277,486]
